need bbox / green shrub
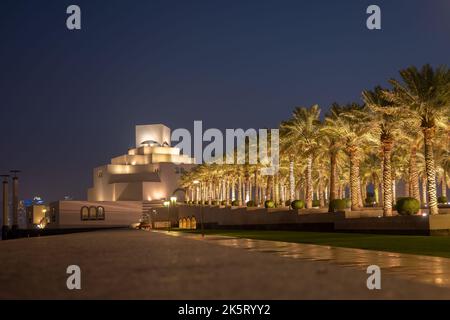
[365,196,376,205]
[438,196,448,204]
[396,197,420,215]
[345,198,352,208]
[291,200,305,209]
[204,200,209,205]
[231,200,239,206]
[221,200,226,206]
[329,199,347,212]
[312,199,320,207]
[246,200,256,207]
[211,200,218,206]
[264,200,275,208]
[285,200,291,206]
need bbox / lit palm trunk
[328,151,337,212]
[289,160,295,201]
[409,145,420,201]
[348,148,361,211]
[424,128,439,215]
[237,176,242,206]
[382,140,393,216]
[305,156,313,208]
[421,176,427,205]
[441,176,447,199]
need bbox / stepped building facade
[46,124,195,230]
[88,124,195,202]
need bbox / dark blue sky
[0,0,449,201]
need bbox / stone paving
[0,229,450,299]
[167,231,450,288]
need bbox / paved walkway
[167,231,450,288]
[0,229,450,299]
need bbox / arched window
[89,206,97,220]
[185,217,191,230]
[81,206,89,220]
[191,217,197,230]
[97,206,105,220]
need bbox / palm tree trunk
[238,176,242,206]
[441,175,447,199]
[274,174,280,206]
[328,151,337,212]
[404,178,410,197]
[409,145,420,202]
[423,128,439,215]
[319,180,325,208]
[305,156,313,208]
[254,172,259,205]
[421,176,427,205]
[266,175,273,201]
[349,148,361,211]
[382,141,393,216]
[358,178,364,208]
[289,160,295,201]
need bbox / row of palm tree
[180,64,450,216]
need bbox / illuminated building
[48,124,195,229]
[88,124,195,201]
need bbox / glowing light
[193,180,200,184]
[422,213,428,217]
[170,196,177,203]
[163,201,170,207]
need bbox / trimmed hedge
[345,198,352,208]
[285,200,291,207]
[396,197,420,215]
[246,200,256,207]
[291,200,305,209]
[329,199,347,212]
[264,200,275,208]
[312,199,320,207]
[221,200,226,206]
[438,196,448,204]
[231,200,239,206]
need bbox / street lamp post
[10,170,20,233]
[1,175,10,240]
[170,196,177,232]
[163,201,170,232]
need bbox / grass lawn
[178,229,450,259]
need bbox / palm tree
[385,64,450,214]
[324,103,375,211]
[280,127,297,203]
[280,105,322,208]
[363,86,404,216]
[320,105,345,211]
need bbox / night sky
[0,0,449,202]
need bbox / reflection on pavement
[164,231,450,288]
